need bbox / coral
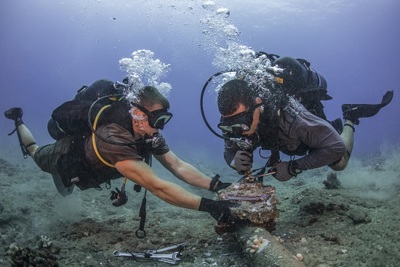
[37,235,53,248]
[245,235,269,256]
[9,242,60,267]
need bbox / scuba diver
[202,55,394,181]
[4,79,235,235]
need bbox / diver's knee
[27,144,39,157]
[330,162,346,171]
[330,157,348,171]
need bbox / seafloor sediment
[1,150,399,267]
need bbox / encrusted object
[218,182,278,230]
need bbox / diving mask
[218,103,263,136]
[131,103,173,130]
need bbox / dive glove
[110,187,128,206]
[199,198,237,224]
[209,174,231,192]
[271,160,302,181]
[233,150,253,174]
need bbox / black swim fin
[4,107,23,123]
[342,90,394,124]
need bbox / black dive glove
[150,133,166,149]
[209,174,231,192]
[270,160,302,181]
[233,150,253,174]
[199,198,237,223]
[110,187,128,206]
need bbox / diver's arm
[154,151,211,190]
[115,159,201,209]
[294,111,347,170]
[223,139,240,168]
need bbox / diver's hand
[272,161,293,181]
[233,150,253,174]
[209,174,232,192]
[199,198,237,224]
[215,181,231,191]
[110,187,128,206]
[150,132,166,148]
[271,161,302,181]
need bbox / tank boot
[342,90,394,125]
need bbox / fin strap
[25,142,36,149]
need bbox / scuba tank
[47,79,125,140]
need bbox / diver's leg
[332,91,394,171]
[330,121,354,171]
[5,107,74,196]
[4,107,39,157]
[33,142,75,196]
[16,124,39,156]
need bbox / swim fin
[342,90,394,124]
[4,107,23,124]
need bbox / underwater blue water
[1,0,399,165]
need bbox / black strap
[260,108,281,168]
[17,132,29,159]
[135,153,152,238]
[209,174,220,191]
[344,123,355,133]
[135,189,147,239]
[256,51,280,62]
[8,125,29,159]
[266,147,280,167]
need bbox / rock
[347,209,371,224]
[323,172,341,189]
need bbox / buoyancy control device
[47,79,126,140]
[47,79,130,191]
[258,52,332,120]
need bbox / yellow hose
[91,101,128,189]
[91,104,114,168]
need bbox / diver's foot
[4,107,23,124]
[342,90,394,124]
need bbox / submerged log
[218,182,305,267]
[234,226,305,267]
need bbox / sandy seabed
[1,146,400,267]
